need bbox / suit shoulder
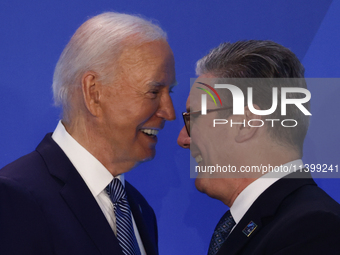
[0,134,62,196]
[239,184,340,254]
[263,184,340,253]
[281,183,340,214]
[0,133,62,185]
[0,150,47,179]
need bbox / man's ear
[235,105,261,143]
[82,72,101,116]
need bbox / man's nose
[177,126,190,149]
[156,94,176,121]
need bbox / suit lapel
[36,134,123,255]
[217,172,316,255]
[217,209,263,255]
[126,182,158,255]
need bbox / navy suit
[0,134,158,255]
[216,173,340,255]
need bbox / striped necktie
[106,178,141,255]
[208,210,236,255]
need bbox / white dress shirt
[52,121,146,254]
[230,159,303,231]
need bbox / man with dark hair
[0,12,176,255]
[178,40,340,254]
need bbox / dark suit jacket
[216,172,340,255]
[0,134,158,255]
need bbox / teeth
[195,155,203,163]
[141,129,159,136]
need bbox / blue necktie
[106,178,141,255]
[208,210,236,255]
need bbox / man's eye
[191,113,200,119]
[147,90,160,98]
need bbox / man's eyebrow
[148,81,162,87]
[149,80,178,87]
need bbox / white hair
[52,12,167,113]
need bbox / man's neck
[62,119,136,176]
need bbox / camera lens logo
[196,82,223,114]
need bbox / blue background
[1,1,339,254]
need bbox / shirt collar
[230,159,303,224]
[51,121,124,197]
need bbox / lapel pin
[242,221,258,237]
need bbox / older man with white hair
[0,12,176,255]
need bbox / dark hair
[196,40,310,154]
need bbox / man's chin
[128,151,156,171]
[195,178,222,201]
[140,150,156,163]
[195,178,208,194]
